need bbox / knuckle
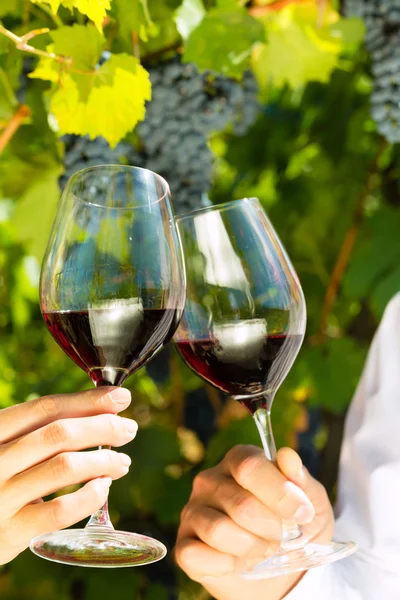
[180,502,197,524]
[192,470,213,496]
[51,452,74,480]
[42,421,70,446]
[35,395,64,421]
[231,494,256,520]
[234,453,265,487]
[48,497,67,530]
[96,390,114,410]
[175,541,192,571]
[90,481,109,508]
[314,479,329,504]
[180,503,191,523]
[204,515,226,545]
[102,449,118,471]
[106,414,122,438]
[225,444,247,463]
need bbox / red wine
[175,326,303,414]
[43,304,180,386]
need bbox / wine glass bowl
[31,165,185,567]
[174,198,306,413]
[174,198,357,578]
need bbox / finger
[222,445,314,524]
[190,471,281,541]
[180,505,272,558]
[18,477,113,545]
[277,448,333,542]
[1,414,138,481]
[0,387,131,444]
[4,450,131,513]
[175,538,234,581]
[277,447,327,507]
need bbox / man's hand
[176,445,334,600]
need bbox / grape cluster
[131,59,259,214]
[60,58,260,214]
[59,135,128,189]
[346,0,400,143]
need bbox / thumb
[276,447,328,510]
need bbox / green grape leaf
[85,569,141,600]
[371,264,400,318]
[11,165,62,261]
[0,67,17,122]
[0,0,20,17]
[114,0,159,43]
[0,36,9,55]
[216,0,242,7]
[204,415,260,468]
[343,206,400,301]
[253,4,343,90]
[144,584,170,600]
[153,471,193,525]
[123,426,182,514]
[31,0,111,31]
[49,24,105,100]
[306,338,366,415]
[129,426,182,467]
[183,7,265,77]
[138,0,181,56]
[174,0,205,40]
[330,17,365,49]
[30,52,151,147]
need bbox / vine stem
[315,137,388,344]
[0,24,71,65]
[0,104,31,156]
[132,31,140,61]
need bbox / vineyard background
[1,0,400,598]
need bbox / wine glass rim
[67,164,171,209]
[176,197,259,221]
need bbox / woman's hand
[176,445,334,600]
[0,387,136,565]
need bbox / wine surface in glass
[44,307,180,386]
[176,330,303,413]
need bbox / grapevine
[61,58,260,215]
[346,0,400,143]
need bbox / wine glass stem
[85,380,116,529]
[86,444,114,530]
[253,405,307,552]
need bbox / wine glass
[30,165,186,568]
[173,198,357,579]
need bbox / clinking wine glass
[173,198,357,579]
[31,165,186,568]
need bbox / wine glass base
[240,541,357,580]
[30,527,167,568]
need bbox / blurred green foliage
[1,1,400,599]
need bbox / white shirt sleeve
[284,293,400,600]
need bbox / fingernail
[109,388,131,404]
[283,481,314,523]
[297,466,306,484]
[100,477,112,488]
[120,454,132,467]
[124,418,138,436]
[293,504,314,524]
